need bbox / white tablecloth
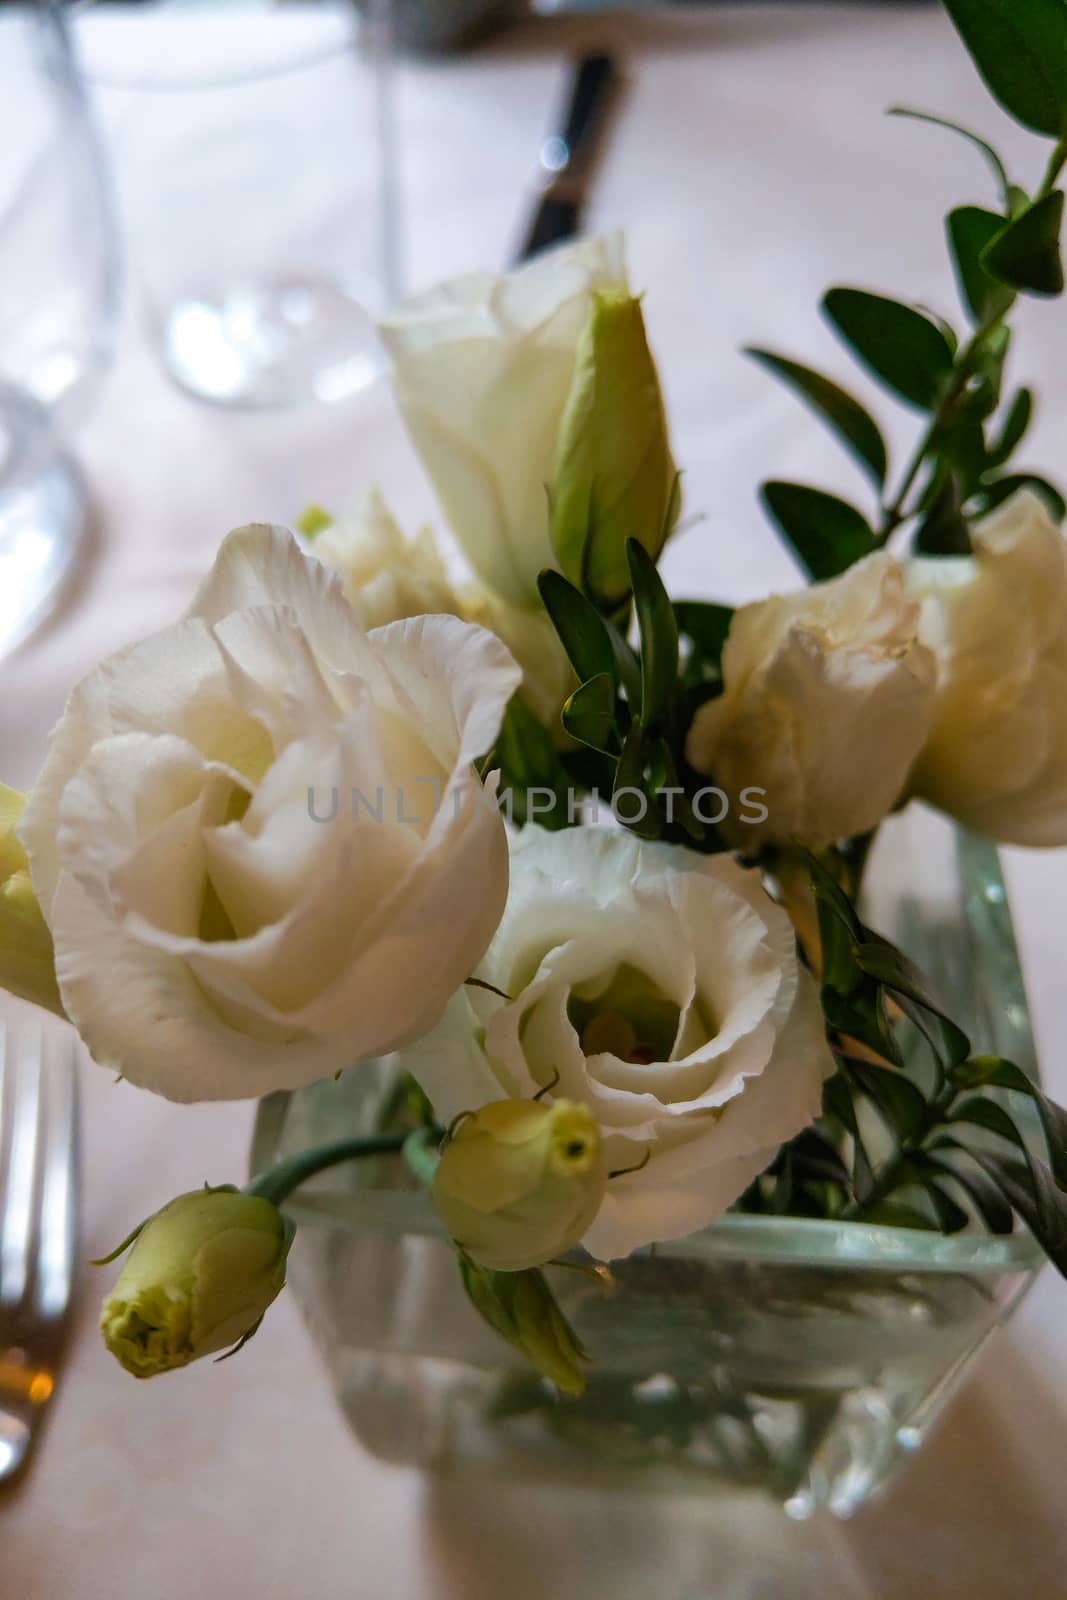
[6,7,1067,1596]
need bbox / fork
[0,1024,79,1482]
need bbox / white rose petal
[399,827,835,1261]
[905,490,1067,846]
[379,234,628,609]
[311,488,459,632]
[686,552,936,848]
[19,525,521,1102]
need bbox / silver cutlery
[0,1025,80,1483]
[516,52,625,263]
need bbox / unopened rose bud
[0,785,62,1017]
[551,288,679,606]
[433,1098,607,1272]
[99,1188,293,1378]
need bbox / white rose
[309,488,459,632]
[399,827,834,1261]
[379,234,628,609]
[905,490,1067,845]
[309,490,575,733]
[686,553,936,849]
[18,525,521,1102]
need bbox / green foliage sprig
[748,0,1067,571]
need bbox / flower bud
[433,1098,607,1272]
[0,785,62,1017]
[460,1258,588,1396]
[99,1188,293,1378]
[550,288,679,607]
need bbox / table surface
[5,7,1067,1597]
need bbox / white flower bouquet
[3,0,1067,1486]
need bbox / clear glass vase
[250,805,1045,1517]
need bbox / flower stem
[1038,136,1067,200]
[246,1133,410,1208]
[877,308,1010,543]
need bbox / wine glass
[76,1,399,411]
[0,0,119,661]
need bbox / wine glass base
[0,455,89,661]
[157,279,386,410]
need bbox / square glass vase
[250,806,1045,1518]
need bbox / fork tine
[34,1031,79,1324]
[0,1026,42,1312]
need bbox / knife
[515,53,625,263]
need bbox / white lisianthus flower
[686,553,936,849]
[309,488,459,631]
[379,233,629,610]
[905,490,1067,845]
[17,525,521,1102]
[400,828,835,1262]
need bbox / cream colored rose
[309,488,458,631]
[905,490,1067,845]
[686,553,936,849]
[399,827,834,1262]
[310,492,575,733]
[379,234,628,609]
[18,525,521,1101]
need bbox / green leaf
[982,191,1065,296]
[612,722,662,840]
[494,693,569,830]
[977,472,1067,522]
[627,539,678,728]
[760,482,877,581]
[562,673,618,755]
[862,1200,942,1232]
[673,600,734,689]
[988,387,1034,468]
[947,206,1016,322]
[969,1150,1067,1275]
[822,984,905,1068]
[823,1076,876,1203]
[806,853,862,997]
[744,347,889,487]
[912,1167,970,1234]
[942,0,1067,140]
[537,569,617,687]
[822,288,956,411]
[924,1150,1016,1233]
[956,1055,1067,1186]
[844,1057,928,1142]
[854,939,971,1071]
[888,106,1013,208]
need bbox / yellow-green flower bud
[0,785,62,1017]
[550,288,679,607]
[433,1098,607,1272]
[459,1258,588,1396]
[100,1188,292,1378]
